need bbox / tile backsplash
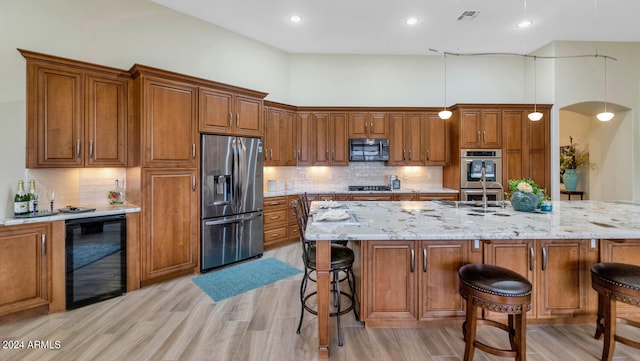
[22,163,442,209]
[264,163,443,192]
[26,168,127,208]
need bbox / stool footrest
[475,340,517,358]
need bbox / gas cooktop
[348,185,391,192]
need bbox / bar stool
[291,200,359,346]
[459,264,532,361]
[590,262,640,361]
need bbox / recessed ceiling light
[405,17,419,25]
[517,20,533,28]
[289,15,302,23]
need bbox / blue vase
[563,169,579,192]
[510,191,538,212]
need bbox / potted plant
[560,136,592,192]
[507,178,547,212]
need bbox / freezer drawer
[201,212,264,272]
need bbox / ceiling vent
[457,10,480,21]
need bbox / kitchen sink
[434,200,506,209]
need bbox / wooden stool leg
[601,295,616,361]
[594,292,605,339]
[463,296,477,361]
[514,311,526,361]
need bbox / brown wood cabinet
[349,112,388,138]
[296,112,313,166]
[264,196,290,247]
[133,72,198,168]
[264,104,297,166]
[350,194,393,201]
[0,223,50,316]
[423,112,449,165]
[483,239,596,319]
[135,168,198,286]
[502,107,551,193]
[459,107,502,148]
[363,241,417,323]
[199,86,263,137]
[310,112,348,166]
[419,240,469,319]
[599,239,640,316]
[388,113,423,166]
[362,239,469,325]
[264,195,300,248]
[21,50,129,168]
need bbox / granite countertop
[264,186,459,197]
[0,203,141,227]
[304,200,640,241]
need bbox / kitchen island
[305,200,640,358]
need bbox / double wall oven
[459,149,503,202]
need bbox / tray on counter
[14,210,60,218]
[58,206,96,214]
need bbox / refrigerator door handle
[204,212,262,226]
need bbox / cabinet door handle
[410,248,415,273]
[483,130,486,143]
[332,150,335,161]
[408,150,412,161]
[326,149,329,160]
[403,149,406,160]
[270,215,281,219]
[477,131,480,142]
[425,150,430,161]
[236,113,240,128]
[270,201,281,205]
[192,143,196,159]
[529,246,535,271]
[89,140,94,159]
[364,122,368,133]
[423,248,427,273]
[270,149,273,160]
[42,234,46,256]
[370,122,373,131]
[192,175,196,191]
[542,246,548,271]
[229,112,233,127]
[76,139,81,158]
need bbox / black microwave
[349,139,390,162]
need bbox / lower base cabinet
[360,238,640,327]
[139,168,198,286]
[361,240,469,326]
[483,239,597,319]
[0,223,50,316]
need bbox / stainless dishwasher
[65,214,126,310]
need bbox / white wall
[1,1,639,218]
[0,0,290,218]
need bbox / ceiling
[150,0,640,55]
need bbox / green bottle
[13,180,29,215]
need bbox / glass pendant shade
[528,111,543,121]
[438,109,452,119]
[596,111,614,121]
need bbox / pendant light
[438,53,452,120]
[596,56,614,121]
[528,56,543,121]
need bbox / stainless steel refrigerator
[200,134,264,272]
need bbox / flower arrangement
[507,178,548,205]
[560,136,591,173]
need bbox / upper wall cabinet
[264,103,297,166]
[130,66,198,168]
[199,87,264,137]
[348,112,388,139]
[20,49,129,168]
[458,107,502,149]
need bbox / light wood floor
[1,241,639,361]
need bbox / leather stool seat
[459,264,532,361]
[591,262,640,361]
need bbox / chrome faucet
[480,162,505,210]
